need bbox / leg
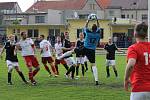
[106,66,110,78]
[15,66,27,83]
[76,64,80,76]
[63,64,69,71]
[81,64,85,76]
[71,65,76,79]
[43,64,52,75]
[84,61,88,72]
[91,63,99,85]
[8,65,13,85]
[112,65,118,77]
[49,62,57,75]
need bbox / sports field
[0,53,130,100]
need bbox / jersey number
[90,38,96,44]
[144,52,150,65]
[45,45,49,51]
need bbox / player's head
[40,35,45,40]
[21,32,27,40]
[108,37,112,43]
[8,34,15,41]
[56,36,61,43]
[79,32,84,40]
[134,22,148,40]
[64,32,69,39]
[92,24,97,32]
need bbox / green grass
[0,53,130,100]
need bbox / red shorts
[23,55,39,68]
[42,57,54,64]
[55,59,66,65]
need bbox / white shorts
[84,56,88,62]
[130,92,150,100]
[76,57,84,64]
[6,60,19,68]
[64,57,76,67]
[106,60,115,66]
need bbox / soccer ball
[88,14,97,20]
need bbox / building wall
[6,25,66,39]
[67,19,111,42]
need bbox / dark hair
[92,24,97,32]
[40,35,45,38]
[135,22,148,39]
[21,32,26,36]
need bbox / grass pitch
[0,53,130,100]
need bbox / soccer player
[124,23,150,100]
[0,34,27,85]
[62,32,76,79]
[16,32,40,85]
[75,32,85,78]
[58,17,101,85]
[54,36,69,75]
[83,16,101,85]
[39,35,57,76]
[104,37,122,78]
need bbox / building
[6,0,148,47]
[0,2,22,44]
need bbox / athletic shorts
[76,57,84,64]
[83,47,95,63]
[23,55,39,68]
[6,60,19,68]
[106,60,116,66]
[130,92,150,100]
[64,57,76,67]
[55,59,66,65]
[84,56,88,62]
[42,57,54,64]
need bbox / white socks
[58,50,74,60]
[92,66,98,81]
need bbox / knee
[36,67,40,71]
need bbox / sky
[0,0,63,12]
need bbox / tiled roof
[26,0,111,12]
[0,2,17,10]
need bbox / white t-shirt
[54,43,63,58]
[19,38,34,56]
[40,39,52,57]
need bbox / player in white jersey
[54,36,69,75]
[39,35,57,76]
[16,32,40,85]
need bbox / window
[89,4,96,10]
[127,14,129,18]
[35,16,45,23]
[121,15,125,18]
[109,10,115,16]
[79,14,89,19]
[77,29,83,38]
[48,29,60,37]
[142,14,148,20]
[100,28,104,39]
[131,14,134,19]
[27,29,39,38]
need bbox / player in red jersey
[124,22,150,100]
[16,32,40,85]
[39,35,57,77]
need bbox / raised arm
[85,19,90,28]
[97,19,99,28]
